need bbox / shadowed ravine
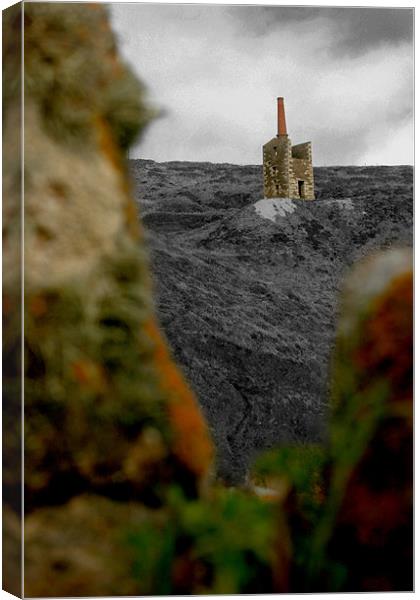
[130,160,413,483]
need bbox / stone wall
[263,135,291,197]
[292,142,315,200]
[263,137,314,200]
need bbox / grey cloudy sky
[110,4,413,166]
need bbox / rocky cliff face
[130,159,412,482]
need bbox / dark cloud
[326,8,413,57]
[231,7,413,57]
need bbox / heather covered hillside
[130,160,413,482]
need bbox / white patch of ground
[254,198,296,222]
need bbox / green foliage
[125,485,277,594]
[304,380,390,590]
[253,445,325,507]
[126,516,176,595]
[251,444,326,586]
[252,444,325,538]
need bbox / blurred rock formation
[324,247,413,591]
[282,248,413,592]
[4,4,213,595]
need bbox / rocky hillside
[130,160,413,483]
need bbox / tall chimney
[277,97,287,136]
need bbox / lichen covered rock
[24,494,152,597]
[325,248,413,591]
[300,247,413,592]
[3,4,215,594]
[18,3,214,512]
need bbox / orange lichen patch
[75,23,92,44]
[95,117,133,207]
[70,359,107,393]
[123,198,141,241]
[354,271,413,402]
[106,48,124,77]
[144,318,214,477]
[95,115,123,174]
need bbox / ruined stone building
[263,98,315,200]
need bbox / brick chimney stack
[277,97,287,136]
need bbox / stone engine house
[263,97,315,200]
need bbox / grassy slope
[130,160,413,483]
